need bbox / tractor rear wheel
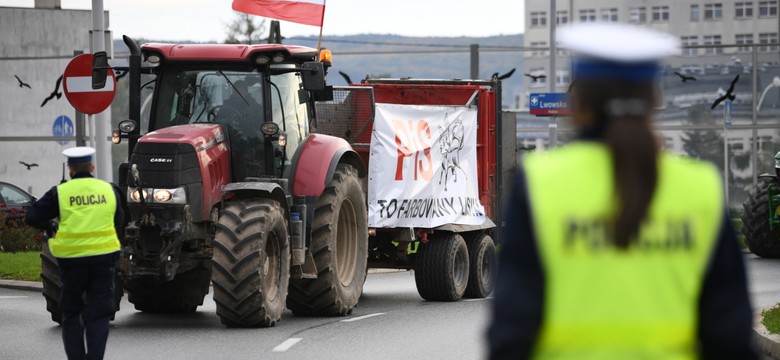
[212,199,290,327]
[414,233,469,301]
[287,164,368,316]
[464,234,497,298]
[41,241,124,323]
[126,268,210,313]
[742,177,780,258]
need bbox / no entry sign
[63,53,116,115]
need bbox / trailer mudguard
[290,133,366,197]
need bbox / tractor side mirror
[301,62,325,91]
[92,51,109,89]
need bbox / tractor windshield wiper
[218,69,248,105]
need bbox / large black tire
[287,164,368,316]
[40,241,63,324]
[415,233,469,301]
[464,234,497,298]
[41,241,124,324]
[742,178,780,258]
[125,268,210,313]
[212,199,290,327]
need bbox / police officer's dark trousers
[58,253,117,360]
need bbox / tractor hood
[139,124,226,150]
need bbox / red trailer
[316,78,516,300]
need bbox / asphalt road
[0,270,490,360]
[2,254,779,360]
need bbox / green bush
[0,211,43,253]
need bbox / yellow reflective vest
[523,142,722,360]
[51,178,120,258]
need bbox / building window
[579,9,596,22]
[530,41,547,57]
[691,4,700,21]
[629,6,647,23]
[681,36,699,56]
[652,6,670,21]
[759,32,779,52]
[704,3,723,20]
[601,8,618,22]
[528,68,546,88]
[728,138,745,153]
[556,71,571,87]
[736,2,754,18]
[530,11,547,27]
[736,34,754,52]
[760,1,779,17]
[703,35,722,54]
[556,10,568,24]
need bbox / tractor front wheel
[212,199,290,327]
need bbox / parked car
[0,181,35,222]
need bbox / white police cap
[558,22,680,62]
[62,146,96,164]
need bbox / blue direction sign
[530,92,571,116]
[52,115,74,145]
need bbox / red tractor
[41,36,516,327]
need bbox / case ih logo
[150,158,173,163]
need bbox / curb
[0,279,42,292]
[755,309,780,359]
[0,269,407,293]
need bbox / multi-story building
[520,0,780,208]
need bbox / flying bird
[492,68,516,81]
[338,71,353,85]
[19,161,38,170]
[14,75,31,89]
[40,75,63,107]
[710,74,740,110]
[567,80,576,93]
[673,72,697,82]
[524,73,546,82]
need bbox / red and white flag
[232,0,326,27]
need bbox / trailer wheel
[212,199,290,327]
[126,268,210,313]
[415,233,469,301]
[287,164,368,316]
[40,241,63,324]
[464,234,497,298]
[742,177,780,258]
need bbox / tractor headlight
[128,188,147,203]
[151,187,187,204]
[127,187,186,204]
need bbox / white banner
[368,103,486,228]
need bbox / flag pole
[315,0,327,55]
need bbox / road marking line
[340,312,386,322]
[0,296,28,299]
[463,297,493,302]
[272,338,302,352]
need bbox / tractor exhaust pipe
[124,35,141,157]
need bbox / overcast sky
[1,0,525,41]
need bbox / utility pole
[549,0,558,147]
[470,44,479,80]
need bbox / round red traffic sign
[63,53,116,115]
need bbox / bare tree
[224,13,267,45]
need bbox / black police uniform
[26,171,123,360]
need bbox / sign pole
[92,0,112,181]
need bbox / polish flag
[232,0,326,27]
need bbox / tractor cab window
[270,64,309,161]
[152,68,263,141]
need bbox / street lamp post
[756,76,780,113]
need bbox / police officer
[26,147,123,360]
[487,23,757,359]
